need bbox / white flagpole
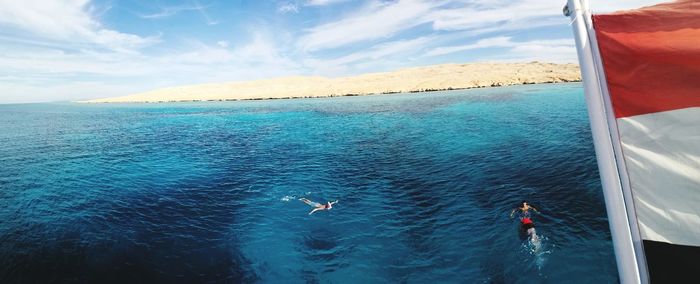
[582,2,650,282]
[565,0,644,283]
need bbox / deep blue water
[0,83,618,283]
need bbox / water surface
[0,83,617,283]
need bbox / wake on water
[281,195,296,202]
[521,230,553,273]
[280,192,313,202]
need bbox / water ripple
[0,83,616,283]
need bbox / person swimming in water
[510,200,539,219]
[510,201,540,243]
[299,198,338,215]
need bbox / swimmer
[299,198,338,215]
[510,201,540,243]
[510,200,539,219]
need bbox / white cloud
[305,36,432,76]
[0,0,157,51]
[493,45,577,64]
[216,40,229,48]
[0,26,304,103]
[326,37,430,65]
[510,42,576,61]
[297,0,435,52]
[0,81,145,104]
[225,29,299,68]
[161,46,235,65]
[139,5,201,19]
[428,0,564,31]
[0,0,94,39]
[425,36,512,57]
[305,0,349,6]
[0,44,162,79]
[0,47,301,103]
[192,1,218,25]
[589,0,668,13]
[424,36,576,63]
[296,0,570,53]
[277,2,299,14]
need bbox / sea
[0,83,618,283]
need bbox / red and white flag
[568,0,700,282]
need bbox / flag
[568,0,700,282]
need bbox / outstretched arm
[510,209,516,218]
[330,200,339,205]
[309,208,322,215]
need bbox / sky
[0,0,665,103]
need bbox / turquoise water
[0,83,617,283]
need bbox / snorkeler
[510,201,540,242]
[299,198,338,215]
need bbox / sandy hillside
[83,62,581,103]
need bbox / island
[82,62,581,103]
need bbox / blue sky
[0,0,663,103]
